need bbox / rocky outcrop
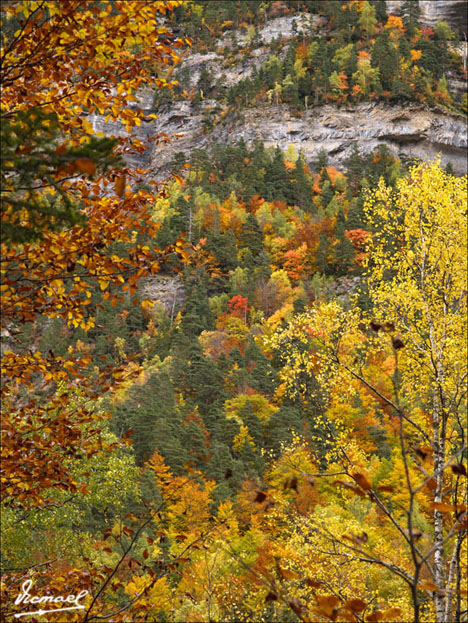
[149,101,467,178]
[87,89,157,170]
[386,1,467,33]
[141,276,185,318]
[176,14,319,92]
[85,8,467,180]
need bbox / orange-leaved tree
[1,1,193,618]
[0,0,188,513]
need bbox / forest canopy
[1,1,466,623]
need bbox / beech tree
[1,3,192,617]
[1,0,189,506]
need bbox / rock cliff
[386,1,467,33]
[149,101,467,178]
[85,7,467,180]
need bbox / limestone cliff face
[386,1,467,33]
[145,7,467,179]
[85,8,467,179]
[148,101,467,178]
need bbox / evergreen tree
[180,271,214,336]
[415,38,447,79]
[239,213,264,256]
[282,73,300,107]
[371,0,387,22]
[400,0,421,37]
[298,70,313,103]
[1,107,118,243]
[333,208,355,275]
[346,142,364,192]
[315,236,332,275]
[371,30,398,91]
[265,147,291,202]
[206,229,239,272]
[347,195,366,229]
[320,180,333,208]
[390,73,413,103]
[244,338,278,396]
[110,370,179,466]
[345,44,358,81]
[282,44,297,77]
[398,35,411,62]
[292,155,312,210]
[316,147,329,171]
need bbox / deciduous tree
[267,160,467,623]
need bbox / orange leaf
[430,502,457,513]
[419,582,442,592]
[316,595,341,617]
[335,480,366,497]
[305,578,323,588]
[114,173,126,197]
[345,598,367,613]
[277,566,299,580]
[382,607,402,619]
[352,472,372,491]
[74,158,97,175]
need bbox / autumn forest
[1,1,467,622]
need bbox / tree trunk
[432,405,447,623]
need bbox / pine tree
[111,370,179,466]
[334,209,355,275]
[400,0,421,37]
[315,236,332,275]
[265,147,290,202]
[371,0,387,22]
[414,38,447,80]
[1,108,118,243]
[282,73,300,107]
[372,30,398,91]
[320,181,333,209]
[316,147,329,171]
[398,35,411,62]
[347,195,366,229]
[345,44,358,82]
[244,338,278,396]
[292,155,312,210]
[180,272,214,337]
[239,213,264,256]
[346,142,364,192]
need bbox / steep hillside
[3,2,467,622]
[87,3,467,177]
